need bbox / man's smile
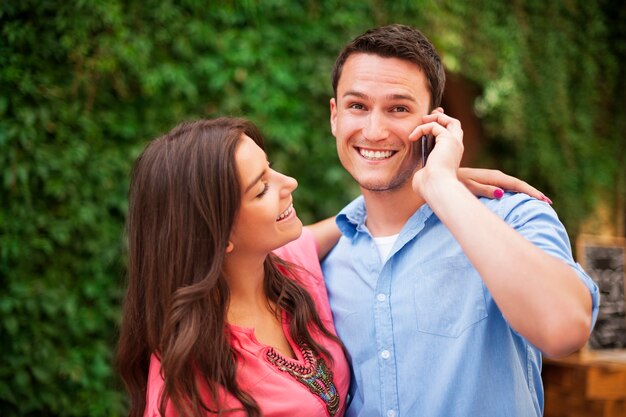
[357,147,397,161]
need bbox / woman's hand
[458,168,552,204]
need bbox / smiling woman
[116,117,350,417]
[227,134,302,258]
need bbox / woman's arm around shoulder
[305,216,341,260]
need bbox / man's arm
[410,111,593,358]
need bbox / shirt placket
[371,240,399,417]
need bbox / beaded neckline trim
[266,342,340,416]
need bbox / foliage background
[1,0,624,415]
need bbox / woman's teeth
[276,204,293,221]
[359,149,394,160]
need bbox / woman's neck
[223,253,295,358]
[223,251,267,322]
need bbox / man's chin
[358,180,405,193]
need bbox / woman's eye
[257,183,269,198]
[392,106,409,112]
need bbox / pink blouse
[144,228,350,417]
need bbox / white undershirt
[372,233,400,263]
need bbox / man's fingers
[421,112,463,139]
[409,121,452,141]
[409,110,462,140]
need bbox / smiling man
[331,54,427,195]
[322,24,600,417]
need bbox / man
[322,24,599,417]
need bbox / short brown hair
[331,24,446,110]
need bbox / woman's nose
[279,173,298,197]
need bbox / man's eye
[349,103,365,110]
[392,106,409,112]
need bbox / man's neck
[362,182,426,237]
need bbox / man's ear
[330,97,337,136]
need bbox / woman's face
[229,134,302,255]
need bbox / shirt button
[387,410,396,417]
[380,350,391,359]
[377,293,386,301]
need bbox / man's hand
[409,109,465,200]
[409,108,552,204]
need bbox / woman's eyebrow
[245,170,265,193]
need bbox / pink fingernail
[541,196,553,205]
[493,188,504,199]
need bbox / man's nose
[362,111,389,141]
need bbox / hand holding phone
[421,134,435,166]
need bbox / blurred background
[1,1,625,416]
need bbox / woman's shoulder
[273,228,321,274]
[144,354,166,416]
[143,354,245,417]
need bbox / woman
[118,117,348,417]
[116,117,547,417]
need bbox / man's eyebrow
[342,90,417,102]
[386,93,417,102]
[342,90,369,99]
[245,170,265,193]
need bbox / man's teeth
[359,149,394,160]
[277,204,293,221]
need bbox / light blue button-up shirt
[322,193,599,417]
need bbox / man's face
[330,53,431,193]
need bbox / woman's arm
[458,167,552,203]
[305,217,341,260]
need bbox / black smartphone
[421,135,435,166]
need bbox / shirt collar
[336,195,366,239]
[335,195,436,241]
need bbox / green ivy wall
[1,1,624,415]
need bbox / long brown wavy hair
[117,117,344,417]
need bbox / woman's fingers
[458,168,552,203]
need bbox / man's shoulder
[478,192,549,219]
